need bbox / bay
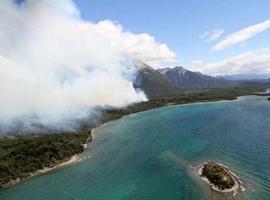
[1,96,270,200]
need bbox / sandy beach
[2,155,81,189]
[1,128,96,190]
[1,95,251,190]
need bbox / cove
[1,96,270,200]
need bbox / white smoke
[0,0,176,131]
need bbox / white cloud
[201,28,224,42]
[0,0,176,131]
[212,19,270,51]
[191,48,270,75]
[94,20,177,68]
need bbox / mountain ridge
[157,66,235,89]
[134,62,180,98]
[134,62,237,98]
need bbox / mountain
[134,62,180,98]
[157,66,234,89]
[219,74,270,81]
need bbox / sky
[74,0,270,75]
[1,0,152,130]
[0,0,269,130]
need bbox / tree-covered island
[198,162,241,194]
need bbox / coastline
[1,132,93,190]
[2,155,81,189]
[90,121,111,140]
[1,94,255,190]
[173,95,243,108]
[196,162,244,196]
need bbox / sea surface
[1,96,270,200]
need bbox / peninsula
[0,86,265,189]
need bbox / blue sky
[1,0,269,125]
[74,0,270,74]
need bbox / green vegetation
[0,131,91,188]
[201,162,235,190]
[101,86,266,122]
[0,85,267,188]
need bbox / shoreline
[196,162,244,196]
[2,155,81,189]
[2,132,93,190]
[172,95,243,108]
[1,94,255,190]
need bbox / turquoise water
[1,96,270,200]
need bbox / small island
[198,162,242,194]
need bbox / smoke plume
[0,0,176,132]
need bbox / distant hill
[134,62,180,98]
[157,66,235,89]
[219,74,270,81]
[133,63,250,98]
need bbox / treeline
[202,162,235,190]
[0,131,91,188]
[101,86,266,122]
[0,85,267,188]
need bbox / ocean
[1,96,270,200]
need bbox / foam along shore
[197,162,244,196]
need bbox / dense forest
[0,85,268,188]
[201,162,235,190]
[0,131,91,188]
[101,85,268,122]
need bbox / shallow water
[1,96,270,200]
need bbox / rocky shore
[197,162,244,196]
